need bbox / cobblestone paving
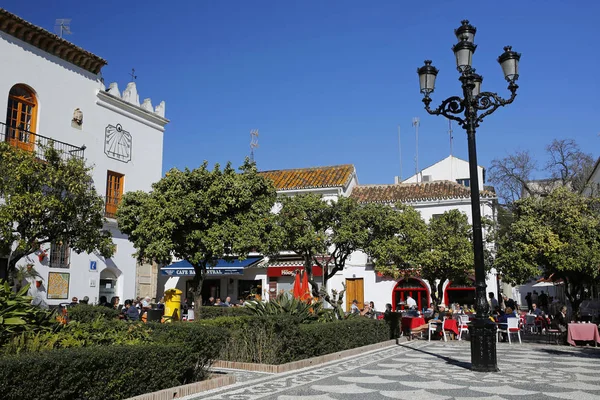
[191,341,600,400]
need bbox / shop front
[392,278,430,311]
[267,264,323,298]
[444,279,476,307]
[159,257,265,303]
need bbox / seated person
[551,306,568,333]
[531,303,543,316]
[497,307,517,341]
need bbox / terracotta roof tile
[260,164,355,191]
[0,8,107,74]
[350,181,496,204]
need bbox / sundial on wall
[104,124,132,163]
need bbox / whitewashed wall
[0,31,166,305]
[402,156,485,189]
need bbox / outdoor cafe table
[567,323,600,346]
[401,316,425,335]
[443,318,459,336]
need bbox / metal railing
[0,122,86,162]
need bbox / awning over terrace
[160,257,263,276]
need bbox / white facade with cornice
[0,9,167,305]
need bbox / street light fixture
[417,20,521,373]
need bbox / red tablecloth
[444,319,459,335]
[402,316,425,331]
[567,323,600,346]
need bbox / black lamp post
[417,20,521,372]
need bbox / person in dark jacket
[124,299,139,321]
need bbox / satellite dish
[54,19,72,38]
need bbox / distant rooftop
[351,181,496,204]
[260,164,355,191]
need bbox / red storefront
[267,265,323,297]
[444,279,476,307]
[392,278,429,311]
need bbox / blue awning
[160,256,263,277]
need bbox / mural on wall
[47,272,70,299]
[104,123,132,163]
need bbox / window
[5,84,37,152]
[105,171,124,218]
[456,178,470,187]
[49,242,70,268]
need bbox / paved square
[194,341,600,400]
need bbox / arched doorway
[5,84,37,152]
[99,268,118,303]
[444,279,475,307]
[392,278,429,311]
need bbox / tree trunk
[190,265,206,317]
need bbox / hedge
[200,315,389,364]
[0,322,228,399]
[67,304,120,322]
[0,344,197,400]
[197,305,253,319]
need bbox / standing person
[539,291,549,313]
[525,292,533,312]
[489,292,499,309]
[532,291,539,307]
[503,294,516,311]
[405,295,417,310]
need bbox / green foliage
[244,293,335,323]
[9,264,41,292]
[367,204,429,279]
[419,210,475,306]
[116,159,277,302]
[496,188,600,310]
[0,142,114,274]
[275,195,400,317]
[199,315,389,364]
[0,281,56,345]
[0,344,199,400]
[196,305,253,319]
[290,318,390,360]
[67,304,120,322]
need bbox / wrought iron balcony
[0,121,86,161]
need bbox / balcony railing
[0,122,86,162]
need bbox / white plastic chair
[428,318,448,342]
[497,317,521,344]
[457,315,470,340]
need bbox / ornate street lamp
[417,20,521,372]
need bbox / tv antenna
[412,117,420,182]
[129,68,137,81]
[54,19,72,38]
[250,129,259,162]
[397,125,402,182]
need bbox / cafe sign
[267,266,323,277]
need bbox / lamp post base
[469,317,499,372]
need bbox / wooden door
[345,278,364,311]
[5,85,37,152]
[105,171,124,218]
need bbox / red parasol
[292,270,302,298]
[301,270,311,302]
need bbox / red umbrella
[301,270,311,301]
[292,270,302,298]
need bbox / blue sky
[7,1,600,184]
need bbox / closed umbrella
[293,271,302,298]
[301,270,311,302]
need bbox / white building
[0,8,168,305]
[582,157,600,197]
[400,155,486,190]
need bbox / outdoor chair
[429,318,448,342]
[497,317,521,344]
[524,314,537,334]
[457,315,470,340]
